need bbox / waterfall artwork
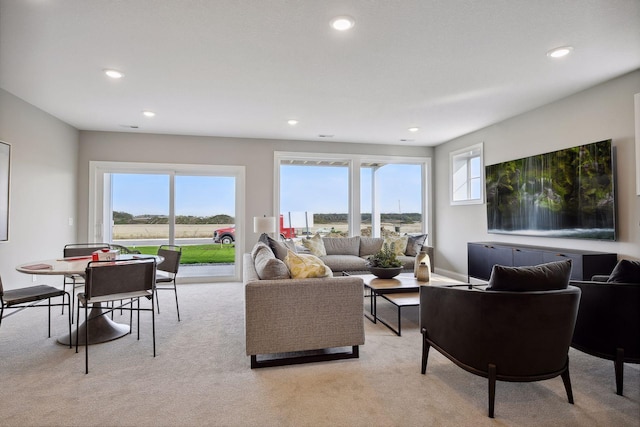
[485,139,615,240]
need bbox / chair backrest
[84,259,156,299]
[420,285,581,378]
[157,245,182,275]
[64,243,110,257]
[570,280,640,362]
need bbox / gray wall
[0,89,79,287]
[77,132,431,257]
[434,70,640,279]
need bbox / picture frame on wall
[0,141,10,242]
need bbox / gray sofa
[312,235,434,274]
[244,251,365,368]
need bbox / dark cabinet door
[513,248,544,267]
[542,251,583,280]
[468,243,513,280]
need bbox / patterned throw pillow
[284,250,332,278]
[301,233,327,257]
[405,234,428,257]
[384,235,408,256]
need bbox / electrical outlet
[68,217,74,226]
[32,275,37,282]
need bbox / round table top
[16,254,161,276]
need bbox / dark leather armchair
[569,279,640,395]
[420,284,581,418]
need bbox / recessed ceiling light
[408,127,420,132]
[104,69,124,79]
[142,111,155,118]
[330,16,355,31]
[547,46,573,58]
[287,119,298,126]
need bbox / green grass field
[132,244,235,264]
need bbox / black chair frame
[155,245,182,321]
[76,259,156,374]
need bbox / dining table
[16,254,162,346]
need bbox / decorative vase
[369,266,403,279]
[414,251,430,277]
[416,261,430,283]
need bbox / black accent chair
[62,243,110,318]
[155,245,182,321]
[76,258,156,374]
[420,285,581,418]
[570,278,640,395]
[0,275,72,347]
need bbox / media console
[467,242,617,282]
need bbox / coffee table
[358,272,464,336]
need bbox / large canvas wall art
[485,139,615,240]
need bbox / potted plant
[368,242,403,279]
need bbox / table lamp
[254,216,276,237]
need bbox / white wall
[434,70,640,279]
[0,89,79,287]
[77,132,432,257]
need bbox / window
[275,152,431,243]
[450,143,483,205]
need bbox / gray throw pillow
[253,243,290,280]
[405,234,428,257]
[266,235,296,261]
[607,259,640,283]
[487,259,572,292]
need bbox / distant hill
[113,211,421,225]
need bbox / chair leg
[421,329,430,374]
[488,364,497,418]
[152,294,156,357]
[65,292,72,348]
[561,360,574,404]
[137,298,141,340]
[615,348,625,396]
[155,288,161,314]
[75,301,81,354]
[173,280,180,321]
[84,303,89,374]
[47,297,52,338]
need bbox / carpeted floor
[0,281,638,426]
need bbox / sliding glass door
[90,162,245,283]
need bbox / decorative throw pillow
[251,241,270,260]
[359,237,384,257]
[405,234,428,257]
[323,236,360,256]
[384,235,408,257]
[265,235,296,261]
[607,259,640,283]
[252,243,291,280]
[284,250,332,279]
[487,259,572,292]
[301,233,327,257]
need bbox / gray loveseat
[244,248,365,368]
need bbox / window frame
[450,143,484,206]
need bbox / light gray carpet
[0,281,638,426]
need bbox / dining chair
[155,245,182,321]
[0,274,72,347]
[76,258,157,374]
[62,243,110,319]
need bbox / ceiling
[1,1,639,147]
